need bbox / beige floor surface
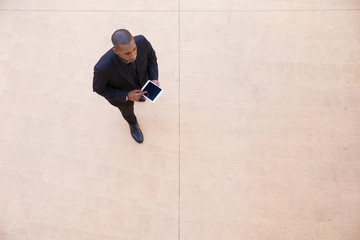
[1,1,360,240]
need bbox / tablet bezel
[141,80,163,102]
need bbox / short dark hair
[111,29,133,48]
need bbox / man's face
[113,38,137,63]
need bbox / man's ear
[113,47,119,55]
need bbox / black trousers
[117,101,137,125]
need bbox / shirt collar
[115,54,130,65]
[121,59,130,64]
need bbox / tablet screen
[141,80,163,102]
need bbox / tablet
[141,80,163,102]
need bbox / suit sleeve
[145,38,159,80]
[93,70,128,102]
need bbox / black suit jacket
[93,35,158,106]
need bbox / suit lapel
[134,46,145,85]
[135,60,142,82]
[112,53,137,88]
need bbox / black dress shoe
[138,96,146,102]
[129,123,144,143]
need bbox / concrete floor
[1,1,360,240]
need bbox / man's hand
[151,80,160,86]
[128,89,147,101]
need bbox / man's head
[112,29,137,63]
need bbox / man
[93,29,159,143]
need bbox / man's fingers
[152,80,160,86]
[129,90,147,101]
[130,90,142,96]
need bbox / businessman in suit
[93,29,159,143]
